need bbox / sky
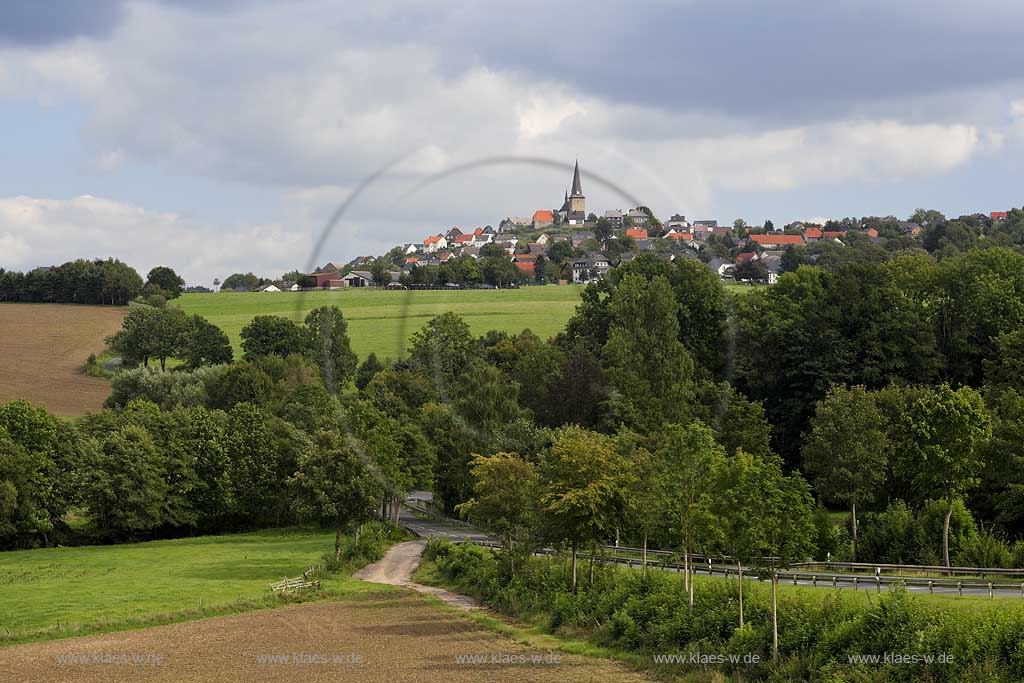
[1,0,1023,286]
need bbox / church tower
[569,160,585,215]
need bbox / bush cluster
[426,540,1024,682]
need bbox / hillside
[0,304,126,415]
[175,286,585,360]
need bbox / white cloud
[0,195,308,286]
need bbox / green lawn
[176,286,585,360]
[0,528,379,644]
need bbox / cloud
[0,195,308,286]
[0,1,126,46]
[0,0,1014,267]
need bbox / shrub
[423,541,1024,682]
[956,528,1013,569]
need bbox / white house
[423,234,448,253]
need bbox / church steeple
[570,159,584,197]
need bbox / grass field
[175,286,586,360]
[0,528,372,644]
[0,303,126,415]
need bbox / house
[572,253,611,283]
[750,234,805,248]
[572,230,596,247]
[494,240,517,255]
[666,214,689,230]
[603,210,624,230]
[626,208,649,225]
[761,254,783,284]
[706,258,735,279]
[402,243,421,254]
[664,228,692,240]
[260,283,282,292]
[536,233,550,245]
[693,220,718,228]
[626,227,648,240]
[462,246,480,259]
[804,227,823,241]
[341,271,371,287]
[898,221,923,236]
[423,234,448,253]
[635,238,656,252]
[822,230,847,240]
[445,226,463,241]
[735,251,758,265]
[533,210,555,228]
[310,270,340,288]
[527,242,549,256]
[438,251,455,263]
[453,233,475,246]
[512,253,537,264]
[515,261,536,277]
[992,211,1009,221]
[508,216,533,228]
[864,228,879,238]
[281,281,301,292]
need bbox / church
[556,160,587,225]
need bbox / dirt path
[354,540,479,611]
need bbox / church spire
[570,159,583,196]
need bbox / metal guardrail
[461,541,1024,598]
[410,506,1024,586]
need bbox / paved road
[398,505,493,544]
[397,503,1024,599]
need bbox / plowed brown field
[0,303,126,415]
[0,592,654,682]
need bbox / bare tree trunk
[571,539,578,593]
[851,501,858,562]
[737,560,744,630]
[684,541,690,595]
[589,543,596,588]
[688,560,695,614]
[943,496,953,572]
[334,525,342,561]
[642,531,648,578]
[771,563,779,663]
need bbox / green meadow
[176,286,587,360]
[0,528,377,644]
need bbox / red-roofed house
[822,231,847,239]
[515,261,536,276]
[735,251,758,265]
[405,256,420,264]
[626,228,648,240]
[533,210,555,228]
[865,228,879,238]
[992,211,1009,220]
[423,234,448,253]
[454,233,474,245]
[665,231,693,241]
[804,227,823,240]
[750,234,805,248]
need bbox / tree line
[5,243,1024,574]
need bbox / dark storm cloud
[415,0,1024,126]
[0,0,126,46]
